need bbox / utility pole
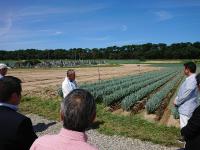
[98,66,101,83]
[48,51,50,60]
[75,50,77,60]
[137,64,141,75]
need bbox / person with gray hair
[30,89,97,150]
[0,63,10,79]
[62,69,78,98]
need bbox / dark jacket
[181,105,200,150]
[0,106,37,150]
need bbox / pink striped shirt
[30,128,97,150]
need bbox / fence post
[98,66,101,83]
[137,64,141,75]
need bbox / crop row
[146,73,183,114]
[81,70,164,92]
[91,70,174,99]
[103,71,177,106]
[121,72,177,111]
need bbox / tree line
[1,42,200,60]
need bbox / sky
[0,0,200,50]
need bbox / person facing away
[62,69,78,98]
[173,62,199,128]
[30,89,97,150]
[0,76,37,150]
[0,63,10,79]
[181,73,200,150]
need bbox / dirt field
[8,64,180,127]
[8,64,157,91]
[143,60,182,64]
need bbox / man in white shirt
[62,69,78,98]
[174,62,198,129]
[0,63,10,79]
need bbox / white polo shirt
[62,77,78,98]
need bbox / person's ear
[91,112,96,123]
[9,93,20,105]
[60,111,64,121]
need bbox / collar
[66,77,75,83]
[59,128,87,142]
[186,73,196,80]
[0,102,18,111]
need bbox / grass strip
[20,96,182,147]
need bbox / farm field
[7,63,183,127]
[1,0,200,148]
[81,67,183,127]
[6,61,196,147]
[16,63,186,147]
[8,64,157,91]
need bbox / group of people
[0,63,96,150]
[1,62,200,150]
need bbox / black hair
[61,89,96,132]
[0,76,22,102]
[184,62,196,73]
[196,73,200,85]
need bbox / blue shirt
[175,74,199,118]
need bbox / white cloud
[39,29,51,32]
[154,10,173,21]
[0,3,109,45]
[158,1,200,9]
[37,30,63,35]
[55,31,63,35]
[82,36,110,41]
[14,4,107,19]
[0,16,13,37]
[0,28,59,43]
[121,25,127,31]
[106,39,147,46]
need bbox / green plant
[146,74,182,113]
[103,71,176,106]
[121,73,177,110]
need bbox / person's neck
[63,127,85,133]
[187,72,194,77]
[68,78,74,82]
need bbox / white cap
[0,63,11,69]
